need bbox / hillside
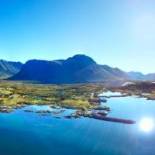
[10,55,128,84]
[0,60,23,79]
[127,71,155,81]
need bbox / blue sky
[0,0,155,73]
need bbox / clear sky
[0,0,155,73]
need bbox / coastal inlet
[0,82,135,124]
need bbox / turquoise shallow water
[0,95,155,155]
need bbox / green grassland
[0,81,105,110]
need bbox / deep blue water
[0,95,155,155]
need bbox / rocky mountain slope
[0,60,23,79]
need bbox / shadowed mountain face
[0,60,23,79]
[10,55,128,84]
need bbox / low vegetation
[0,81,105,110]
[112,81,155,100]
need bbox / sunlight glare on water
[139,117,154,133]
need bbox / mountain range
[0,54,154,84]
[10,55,129,83]
[128,71,155,81]
[0,60,23,79]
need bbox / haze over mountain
[128,71,155,81]
[0,60,23,79]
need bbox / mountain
[10,54,128,84]
[145,73,155,81]
[127,71,145,80]
[127,71,155,81]
[0,60,23,79]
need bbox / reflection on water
[139,118,154,132]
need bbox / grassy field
[0,81,105,110]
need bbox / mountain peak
[66,54,96,65]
